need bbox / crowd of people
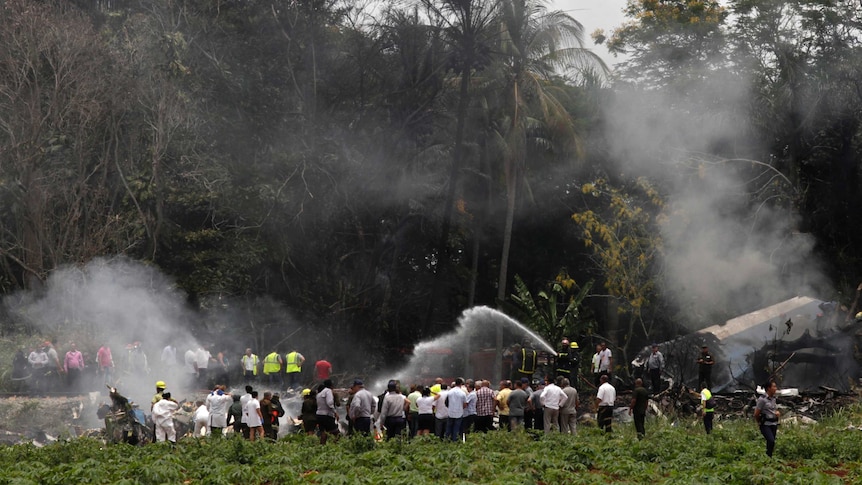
[10,340,335,397]
[14,335,779,457]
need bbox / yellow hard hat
[301,388,311,396]
[155,380,166,389]
[570,342,579,349]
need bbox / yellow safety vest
[285,352,302,373]
[702,389,714,413]
[242,354,259,375]
[263,352,280,374]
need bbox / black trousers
[633,412,645,439]
[703,412,714,434]
[648,368,661,394]
[760,424,777,457]
[598,406,613,432]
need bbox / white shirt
[161,346,176,364]
[434,390,449,419]
[184,350,197,374]
[597,382,616,407]
[540,383,567,410]
[417,396,434,414]
[196,348,211,369]
[446,387,467,419]
[244,398,262,427]
[240,393,251,423]
[194,404,210,424]
[206,392,233,428]
[599,348,612,372]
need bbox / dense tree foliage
[1,0,862,366]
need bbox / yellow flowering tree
[594,0,728,84]
[571,177,664,345]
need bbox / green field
[2,410,862,485]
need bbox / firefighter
[512,343,537,382]
[554,338,571,381]
[569,341,581,388]
[151,380,166,411]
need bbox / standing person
[228,395,243,435]
[285,350,305,391]
[554,338,571,381]
[754,381,780,457]
[260,392,274,440]
[598,342,613,384]
[44,341,63,389]
[152,392,179,443]
[496,380,512,431]
[160,345,176,377]
[151,381,167,410]
[269,393,285,439]
[96,343,114,387]
[378,380,409,440]
[513,344,538,383]
[215,349,231,388]
[507,380,528,431]
[560,378,579,435]
[315,379,339,444]
[206,386,233,437]
[314,358,332,383]
[300,389,318,436]
[262,350,283,388]
[63,342,85,390]
[596,374,616,433]
[528,380,545,431]
[184,348,199,386]
[646,344,665,394]
[629,378,649,440]
[406,384,422,438]
[240,385,253,439]
[432,384,449,438]
[474,380,495,433]
[241,348,259,384]
[245,390,264,442]
[591,344,602,387]
[699,382,715,435]
[445,378,468,441]
[540,376,567,433]
[697,345,715,390]
[196,345,213,389]
[415,387,435,436]
[348,380,375,435]
[522,378,535,429]
[463,380,477,434]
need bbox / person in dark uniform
[697,345,715,390]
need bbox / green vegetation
[3,412,862,484]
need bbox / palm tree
[419,0,501,332]
[490,0,606,379]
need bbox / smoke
[602,73,832,329]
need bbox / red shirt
[315,360,332,380]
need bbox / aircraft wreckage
[633,296,861,393]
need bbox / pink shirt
[97,346,113,368]
[64,351,84,371]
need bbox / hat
[520,377,529,384]
[301,388,311,396]
[570,341,579,349]
[155,380,166,389]
[352,379,363,387]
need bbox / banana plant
[506,271,595,348]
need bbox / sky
[553,0,629,66]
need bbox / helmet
[155,380,166,389]
[301,388,311,396]
[570,342,579,349]
[856,311,862,321]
